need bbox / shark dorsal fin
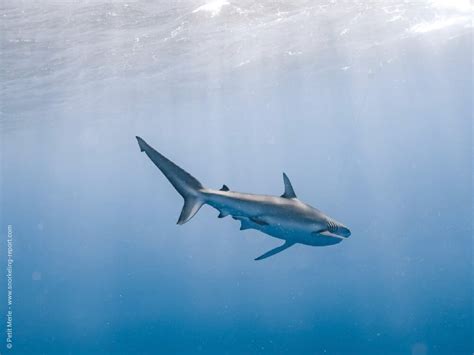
[220,184,230,191]
[281,173,296,199]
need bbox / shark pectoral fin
[177,197,204,225]
[249,216,269,226]
[255,241,295,261]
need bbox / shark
[136,136,351,260]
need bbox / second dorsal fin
[281,173,296,199]
[220,184,230,191]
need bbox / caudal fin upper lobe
[136,136,205,224]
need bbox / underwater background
[0,1,472,354]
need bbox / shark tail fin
[136,136,206,224]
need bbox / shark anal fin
[218,211,229,218]
[281,173,297,199]
[250,216,269,226]
[220,184,230,191]
[255,241,295,261]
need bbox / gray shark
[136,136,351,260]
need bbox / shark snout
[327,220,351,238]
[336,226,351,238]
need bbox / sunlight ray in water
[192,0,230,17]
[410,15,472,33]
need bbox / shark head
[307,216,351,244]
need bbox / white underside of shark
[136,136,351,260]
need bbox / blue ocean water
[0,1,472,354]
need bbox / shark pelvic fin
[255,241,295,261]
[220,184,230,191]
[281,173,297,199]
[240,219,253,230]
[177,197,204,225]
